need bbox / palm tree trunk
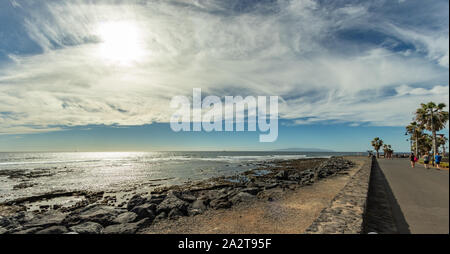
[410,136,413,153]
[431,109,437,160]
[432,130,437,156]
[415,135,419,156]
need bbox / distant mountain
[274,148,335,152]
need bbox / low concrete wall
[305,157,373,234]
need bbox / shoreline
[0,152,350,205]
[0,156,358,234]
[143,157,367,234]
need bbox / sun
[96,21,145,65]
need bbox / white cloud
[0,0,448,134]
[10,0,21,8]
[387,24,449,68]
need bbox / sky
[0,0,448,152]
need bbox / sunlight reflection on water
[0,151,343,202]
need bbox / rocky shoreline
[0,157,354,234]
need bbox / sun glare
[96,21,145,65]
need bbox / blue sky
[0,0,448,152]
[0,122,418,152]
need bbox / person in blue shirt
[434,153,442,169]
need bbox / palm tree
[388,146,394,158]
[383,144,394,159]
[415,102,449,159]
[406,121,423,156]
[385,144,393,159]
[371,137,383,158]
[437,135,448,155]
[417,133,433,156]
[382,144,390,158]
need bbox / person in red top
[410,152,416,168]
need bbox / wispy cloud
[0,0,448,134]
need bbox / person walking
[410,152,416,168]
[423,153,430,169]
[434,152,442,170]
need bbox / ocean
[0,151,362,203]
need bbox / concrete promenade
[377,158,449,234]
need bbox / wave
[0,153,328,166]
[140,154,311,163]
[0,159,103,166]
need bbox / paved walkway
[377,158,449,234]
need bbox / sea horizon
[0,150,412,153]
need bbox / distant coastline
[273,148,335,152]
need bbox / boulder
[211,190,230,200]
[131,204,156,221]
[0,227,8,234]
[12,227,43,234]
[288,173,301,181]
[187,199,207,216]
[127,195,147,211]
[191,199,207,211]
[314,157,353,178]
[275,170,288,180]
[209,199,231,209]
[113,212,138,224]
[156,191,189,214]
[241,187,260,195]
[65,205,122,226]
[263,183,278,190]
[219,187,232,194]
[0,215,22,231]
[300,178,315,185]
[36,225,68,234]
[102,218,150,234]
[168,208,184,219]
[180,193,197,202]
[0,216,11,227]
[187,208,202,216]
[154,212,167,222]
[280,180,298,186]
[23,211,67,228]
[288,184,297,190]
[69,222,104,234]
[147,194,166,205]
[301,169,316,180]
[229,192,256,205]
